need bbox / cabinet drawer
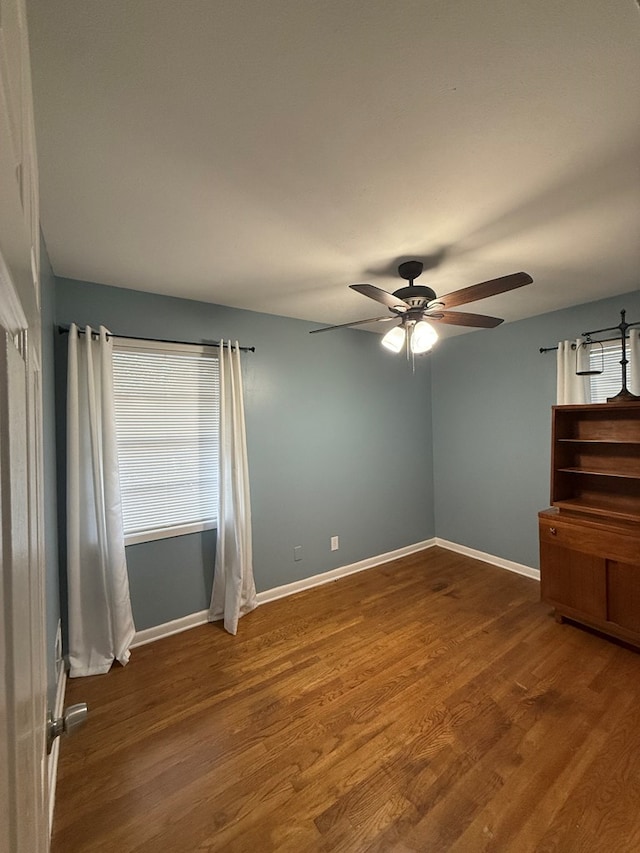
[538,518,640,565]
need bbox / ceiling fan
[311,261,533,354]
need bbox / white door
[0,0,49,849]
[0,329,48,852]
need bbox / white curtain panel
[556,338,591,405]
[67,324,135,676]
[209,340,257,634]
[629,328,640,395]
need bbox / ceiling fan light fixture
[381,325,405,353]
[410,320,439,354]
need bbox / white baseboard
[131,609,210,648]
[48,644,67,838]
[130,536,538,648]
[435,537,540,581]
[131,538,437,646]
[256,538,437,605]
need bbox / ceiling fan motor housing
[395,261,437,309]
[393,285,437,308]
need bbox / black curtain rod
[539,314,640,354]
[57,325,256,353]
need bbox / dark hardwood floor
[51,547,640,852]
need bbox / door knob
[47,703,89,754]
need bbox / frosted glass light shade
[381,325,406,353]
[411,321,439,354]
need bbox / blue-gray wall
[431,288,640,570]
[55,278,435,630]
[52,275,640,637]
[40,235,60,708]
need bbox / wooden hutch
[539,402,640,647]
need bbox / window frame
[587,337,632,404]
[111,336,220,546]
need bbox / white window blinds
[588,340,632,403]
[112,339,219,544]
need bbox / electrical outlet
[331,535,339,551]
[294,545,302,561]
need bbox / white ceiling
[28,0,640,335]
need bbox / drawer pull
[549,527,557,536]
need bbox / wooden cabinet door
[607,560,640,633]
[540,541,607,620]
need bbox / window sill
[124,520,216,547]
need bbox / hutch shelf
[539,403,640,647]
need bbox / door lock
[47,703,89,754]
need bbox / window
[112,338,219,545]
[588,339,632,403]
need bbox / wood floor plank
[51,547,640,852]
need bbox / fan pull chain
[407,323,416,373]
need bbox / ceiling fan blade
[350,283,411,312]
[430,272,533,310]
[428,310,503,328]
[310,316,396,334]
